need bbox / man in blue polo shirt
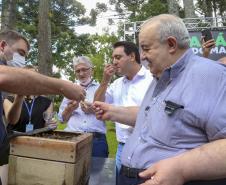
[0,30,85,185]
[93,14,226,185]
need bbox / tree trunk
[212,0,217,17]
[204,0,213,17]
[1,0,16,30]
[167,0,179,16]
[183,0,196,18]
[37,0,52,76]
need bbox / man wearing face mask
[58,56,108,158]
[0,32,28,68]
[0,30,86,185]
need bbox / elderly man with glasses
[58,56,108,158]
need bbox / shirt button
[128,156,131,160]
[138,137,141,140]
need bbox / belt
[121,165,145,178]
[119,142,125,145]
[92,132,105,138]
[184,179,226,185]
[121,164,226,184]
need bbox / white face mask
[7,52,26,68]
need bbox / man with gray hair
[58,56,108,158]
[93,14,226,185]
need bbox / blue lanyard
[24,97,35,123]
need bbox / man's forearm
[178,139,226,181]
[7,96,24,124]
[111,106,138,127]
[0,67,61,95]
[93,82,108,102]
[0,66,84,101]
[62,107,73,122]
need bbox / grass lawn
[57,121,117,158]
[105,121,117,158]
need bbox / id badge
[26,123,34,132]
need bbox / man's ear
[130,52,136,62]
[166,37,177,54]
[0,40,7,52]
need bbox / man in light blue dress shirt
[58,56,108,158]
[93,14,226,185]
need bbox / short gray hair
[72,56,93,68]
[142,14,190,49]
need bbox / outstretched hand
[80,101,93,114]
[92,101,114,121]
[67,100,79,112]
[63,82,86,102]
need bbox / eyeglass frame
[74,67,92,74]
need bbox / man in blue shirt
[93,14,226,185]
[0,30,85,185]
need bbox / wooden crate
[8,131,92,185]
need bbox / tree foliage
[89,34,118,82]
[1,0,109,77]
[196,0,226,17]
[109,0,168,22]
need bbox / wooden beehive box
[8,131,92,185]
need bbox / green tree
[108,0,169,41]
[6,0,107,76]
[89,34,118,82]
[196,0,226,17]
[109,0,168,22]
[65,33,118,82]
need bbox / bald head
[139,14,190,78]
[140,14,190,49]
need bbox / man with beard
[58,56,108,158]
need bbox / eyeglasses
[75,68,91,74]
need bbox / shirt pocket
[146,99,205,148]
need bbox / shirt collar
[160,48,193,81]
[123,65,146,82]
